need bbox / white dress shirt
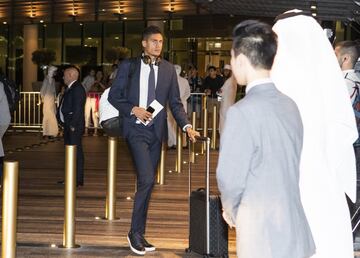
[139,60,159,109]
[246,78,273,93]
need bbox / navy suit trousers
[126,124,162,234]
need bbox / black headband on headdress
[274,10,312,23]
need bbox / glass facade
[0,19,234,87]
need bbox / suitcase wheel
[185,247,191,253]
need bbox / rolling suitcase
[186,136,228,258]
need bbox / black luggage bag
[186,137,228,258]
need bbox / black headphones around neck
[141,52,161,66]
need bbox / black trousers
[126,124,162,235]
[63,125,84,185]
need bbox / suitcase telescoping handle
[194,136,208,142]
[188,136,211,196]
[188,135,211,255]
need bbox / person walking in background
[334,40,360,216]
[58,67,86,187]
[201,65,224,112]
[271,10,357,258]
[82,68,95,136]
[216,19,315,258]
[82,69,96,93]
[40,65,58,139]
[0,79,11,184]
[108,63,118,87]
[222,64,232,80]
[108,25,199,255]
[167,64,191,148]
[84,70,106,136]
[334,41,360,103]
[218,64,237,135]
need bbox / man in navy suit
[59,67,86,187]
[109,26,199,255]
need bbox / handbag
[99,58,136,137]
[99,87,123,137]
[101,115,123,137]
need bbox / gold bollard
[202,109,208,154]
[201,95,208,154]
[190,112,196,163]
[105,137,118,220]
[60,145,80,248]
[211,105,217,149]
[2,161,19,258]
[176,127,183,173]
[157,143,166,185]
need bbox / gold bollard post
[176,127,183,173]
[202,107,208,154]
[157,143,166,185]
[2,161,19,258]
[60,145,80,248]
[105,137,118,220]
[211,105,217,149]
[190,112,196,163]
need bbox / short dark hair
[207,65,216,71]
[142,25,162,40]
[336,40,359,68]
[232,20,277,70]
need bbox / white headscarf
[271,11,357,201]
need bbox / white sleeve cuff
[182,124,192,132]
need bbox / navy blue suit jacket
[108,57,189,141]
[61,80,86,134]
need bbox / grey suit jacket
[216,83,315,258]
[0,83,11,125]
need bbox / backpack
[99,58,136,137]
[350,78,360,145]
[0,74,20,113]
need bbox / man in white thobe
[271,10,358,258]
[167,65,191,147]
[218,64,237,135]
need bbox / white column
[23,25,38,92]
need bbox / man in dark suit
[59,67,86,187]
[109,26,199,255]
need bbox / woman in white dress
[40,66,58,138]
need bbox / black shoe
[57,180,64,185]
[142,236,155,252]
[127,232,146,255]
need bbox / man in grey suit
[216,20,315,258]
[108,26,198,255]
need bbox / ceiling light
[310,1,317,10]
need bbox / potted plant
[105,47,130,64]
[32,48,56,70]
[31,48,56,91]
